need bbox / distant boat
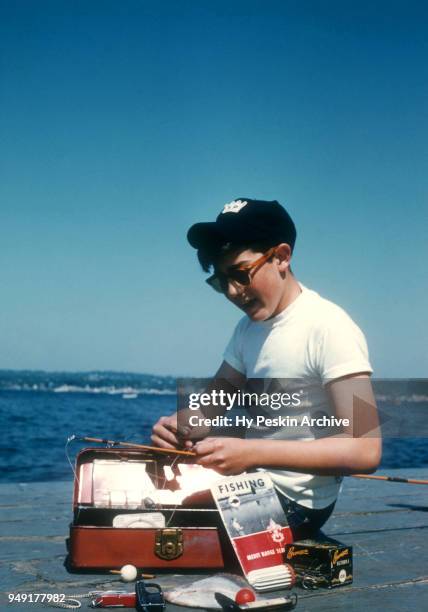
[122,393,138,399]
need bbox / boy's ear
[275,243,292,271]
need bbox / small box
[284,538,353,588]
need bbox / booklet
[211,472,294,591]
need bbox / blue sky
[0,0,427,377]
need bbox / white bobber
[120,564,138,582]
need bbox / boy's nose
[226,280,244,299]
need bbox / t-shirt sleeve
[315,308,373,383]
[223,318,247,374]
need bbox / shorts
[277,493,336,540]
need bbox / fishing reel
[136,581,165,611]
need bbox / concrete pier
[1,468,427,611]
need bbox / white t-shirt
[223,284,372,509]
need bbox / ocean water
[1,391,172,483]
[1,391,427,483]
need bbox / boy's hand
[194,437,252,475]
[151,415,194,450]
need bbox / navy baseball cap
[187,198,297,251]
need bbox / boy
[152,198,381,535]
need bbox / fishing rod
[71,435,196,457]
[70,438,428,483]
[351,474,428,485]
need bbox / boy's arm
[194,374,382,476]
[150,360,246,449]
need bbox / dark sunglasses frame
[206,247,277,294]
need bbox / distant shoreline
[0,370,427,401]
[1,386,176,395]
[0,369,176,394]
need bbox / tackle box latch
[155,528,183,560]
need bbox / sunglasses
[206,247,277,294]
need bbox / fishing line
[65,435,79,484]
[65,435,84,523]
[165,454,182,528]
[47,590,103,609]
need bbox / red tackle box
[68,447,235,571]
